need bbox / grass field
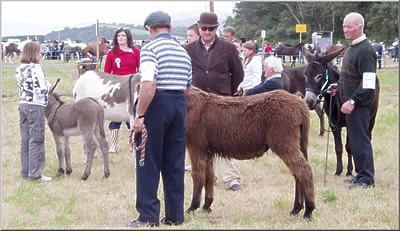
[1,59,399,229]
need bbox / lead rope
[323,92,334,187]
[129,124,148,167]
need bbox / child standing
[16,41,52,182]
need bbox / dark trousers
[346,106,375,184]
[135,91,187,224]
[377,54,382,69]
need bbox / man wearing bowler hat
[125,10,192,228]
[185,12,244,191]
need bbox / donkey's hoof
[104,172,110,178]
[290,208,301,217]
[303,212,313,220]
[202,206,212,213]
[57,168,65,177]
[66,169,72,175]
[81,175,89,181]
[186,207,195,214]
[345,172,353,177]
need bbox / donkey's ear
[302,47,313,63]
[320,47,345,64]
[49,78,61,94]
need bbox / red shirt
[104,46,140,75]
[264,44,272,53]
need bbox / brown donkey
[46,79,110,180]
[186,87,315,219]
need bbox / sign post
[296,24,307,64]
[296,24,307,43]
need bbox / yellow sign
[296,24,307,33]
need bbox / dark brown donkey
[282,65,325,136]
[46,79,110,180]
[302,47,379,176]
[186,87,315,219]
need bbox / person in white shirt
[237,41,262,95]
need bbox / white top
[239,55,262,90]
[16,63,50,106]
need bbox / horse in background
[83,37,107,69]
[4,43,21,63]
[275,42,304,67]
[3,40,33,63]
[65,39,87,60]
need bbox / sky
[1,1,236,37]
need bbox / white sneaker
[39,175,52,182]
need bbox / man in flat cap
[185,12,244,192]
[125,10,192,228]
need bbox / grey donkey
[46,79,110,180]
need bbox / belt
[156,90,184,94]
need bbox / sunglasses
[201,26,216,31]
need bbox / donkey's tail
[98,108,106,138]
[300,109,310,160]
[89,97,106,138]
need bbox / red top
[264,44,272,53]
[104,46,140,75]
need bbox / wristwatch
[135,114,145,119]
[350,99,355,105]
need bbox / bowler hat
[197,12,219,28]
[144,11,171,30]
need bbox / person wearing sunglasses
[185,12,244,192]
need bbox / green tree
[225,1,398,46]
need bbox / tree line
[225,1,398,46]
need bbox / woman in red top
[104,28,140,153]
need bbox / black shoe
[344,177,358,184]
[160,217,183,226]
[125,219,158,228]
[229,184,242,191]
[349,181,375,189]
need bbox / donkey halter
[304,61,329,102]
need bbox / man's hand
[133,117,144,133]
[327,83,339,96]
[341,100,355,114]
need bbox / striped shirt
[140,33,192,91]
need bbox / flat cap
[144,11,171,30]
